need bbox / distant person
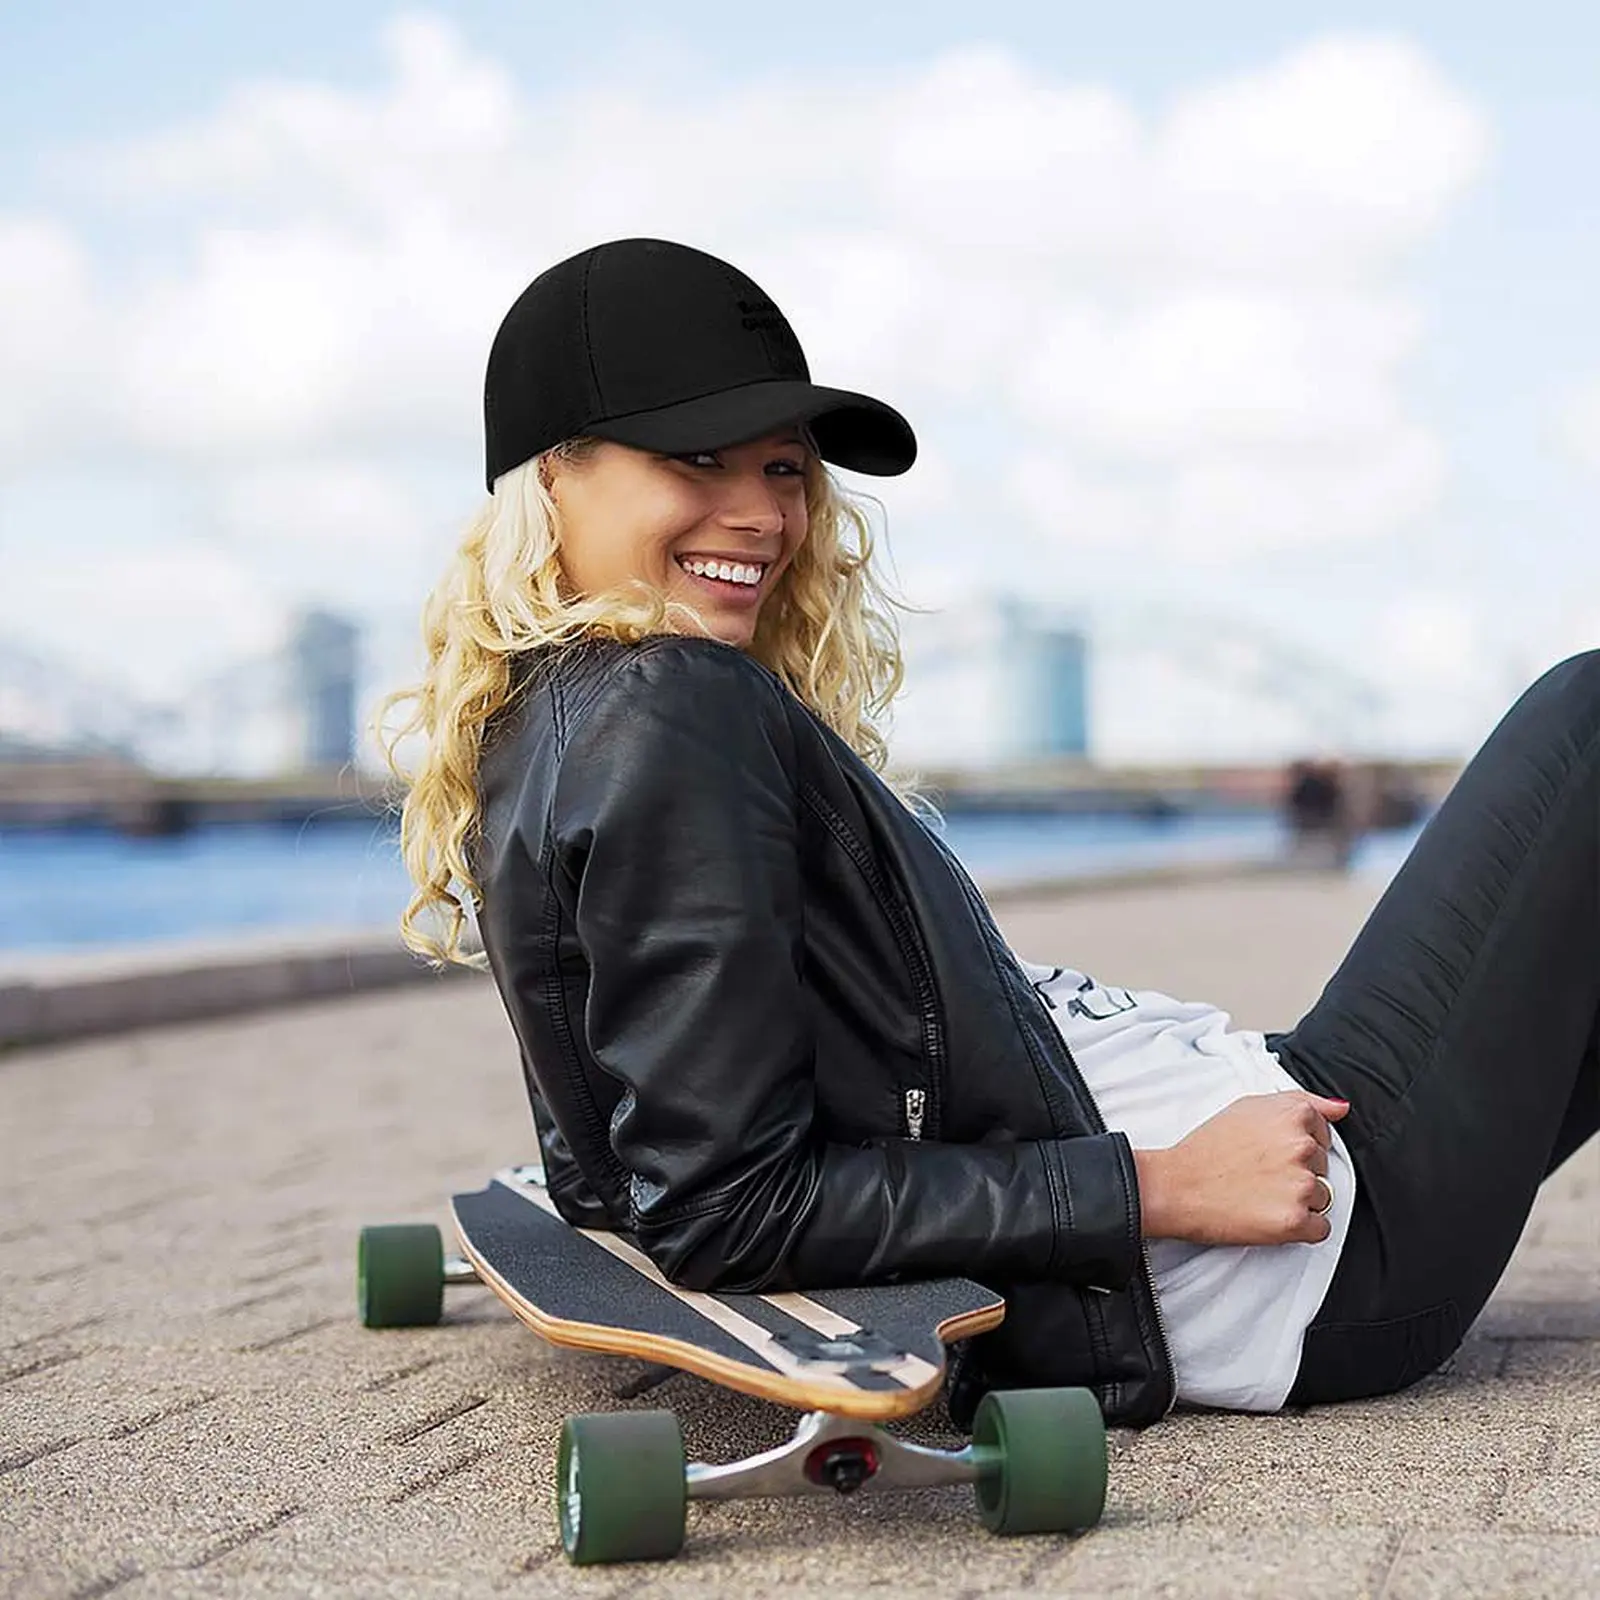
[1285,757,1356,870]
[381,237,1597,1428]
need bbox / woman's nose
[716,470,786,533]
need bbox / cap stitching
[579,248,605,413]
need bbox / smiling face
[543,431,811,650]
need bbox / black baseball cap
[483,238,917,490]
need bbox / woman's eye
[669,450,804,475]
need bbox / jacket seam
[550,662,566,749]
[1084,1289,1122,1416]
[537,846,632,1200]
[798,781,945,1139]
[551,641,656,755]
[1037,1144,1069,1278]
[532,663,628,1201]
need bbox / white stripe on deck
[494,1169,845,1387]
[761,1290,940,1391]
[493,1168,937,1392]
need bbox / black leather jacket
[472,633,1175,1426]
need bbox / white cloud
[0,540,283,700]
[1164,427,1445,560]
[117,222,508,459]
[1556,377,1600,473]
[1160,35,1490,277]
[1373,593,1482,684]
[1534,600,1600,666]
[1005,455,1157,554]
[0,18,1496,761]
[215,460,430,554]
[0,216,104,458]
[83,15,522,218]
[1016,291,1424,458]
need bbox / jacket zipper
[903,1087,927,1140]
[1139,1241,1177,1413]
[926,828,1177,1417]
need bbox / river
[0,809,1429,955]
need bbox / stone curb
[0,925,479,1050]
[0,855,1321,1050]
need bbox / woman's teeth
[678,557,765,587]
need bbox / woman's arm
[550,641,1143,1294]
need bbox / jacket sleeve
[551,641,1143,1294]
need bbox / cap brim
[586,379,916,476]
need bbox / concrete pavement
[1,871,1595,1598]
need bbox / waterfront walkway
[2,872,1595,1598]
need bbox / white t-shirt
[1014,956,1355,1412]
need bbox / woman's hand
[1133,1091,1349,1247]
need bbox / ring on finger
[1310,1174,1334,1216]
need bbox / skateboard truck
[442,1255,480,1287]
[557,1386,1104,1565]
[686,1408,993,1500]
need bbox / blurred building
[1015,610,1089,760]
[290,609,360,770]
[892,595,1090,768]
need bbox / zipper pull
[903,1088,926,1141]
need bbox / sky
[1,2,1598,769]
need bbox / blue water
[0,809,1430,956]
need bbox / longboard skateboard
[358,1164,1107,1564]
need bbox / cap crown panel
[484,253,603,469]
[586,243,809,415]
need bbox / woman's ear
[537,437,601,507]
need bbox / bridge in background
[0,594,1476,834]
[0,759,387,835]
[0,751,1460,835]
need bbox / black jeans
[1264,651,1600,1405]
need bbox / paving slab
[0,870,1594,1599]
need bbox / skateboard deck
[451,1165,1006,1422]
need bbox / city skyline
[0,585,1442,778]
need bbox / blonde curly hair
[376,441,925,968]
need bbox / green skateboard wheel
[558,1410,687,1564]
[357,1224,444,1328]
[972,1386,1108,1535]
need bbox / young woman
[381,237,1598,1429]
